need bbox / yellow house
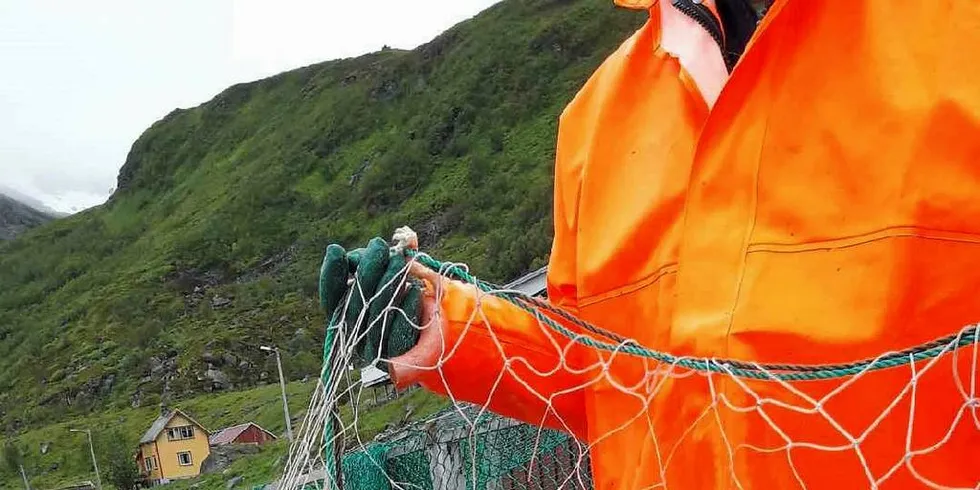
[136,409,211,485]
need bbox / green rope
[408,252,979,382]
[322,311,344,490]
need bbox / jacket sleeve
[391,280,595,440]
[389,111,593,440]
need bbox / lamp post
[68,428,102,490]
[260,345,294,442]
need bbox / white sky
[0,0,501,213]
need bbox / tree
[100,431,141,490]
[2,441,23,475]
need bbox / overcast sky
[0,0,501,214]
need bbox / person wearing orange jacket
[320,0,980,488]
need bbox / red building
[208,422,277,446]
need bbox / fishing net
[275,231,980,490]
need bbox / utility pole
[18,464,30,490]
[261,345,294,442]
[69,428,102,490]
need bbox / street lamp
[68,428,102,490]
[260,345,294,442]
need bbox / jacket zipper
[670,0,734,73]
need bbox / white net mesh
[275,247,980,490]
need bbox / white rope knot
[391,226,419,254]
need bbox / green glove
[319,237,423,371]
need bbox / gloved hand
[319,235,424,371]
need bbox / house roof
[503,266,548,297]
[139,408,209,444]
[361,364,391,388]
[208,422,277,446]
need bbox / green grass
[0,381,313,489]
[182,381,317,436]
[0,0,644,449]
[165,441,290,490]
[1,380,449,489]
[340,388,453,445]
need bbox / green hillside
[0,380,451,489]
[0,0,643,435]
[1,381,311,489]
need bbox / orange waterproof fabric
[394,1,980,488]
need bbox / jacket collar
[614,0,721,21]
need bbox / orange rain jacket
[391,1,980,488]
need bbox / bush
[2,441,23,475]
[100,429,141,490]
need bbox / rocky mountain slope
[0,192,54,240]
[0,0,644,432]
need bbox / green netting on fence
[384,437,433,490]
[341,444,391,490]
[331,405,592,490]
[458,422,587,490]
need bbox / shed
[360,364,395,404]
[209,422,278,446]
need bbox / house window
[177,451,193,466]
[167,425,195,441]
[144,457,153,472]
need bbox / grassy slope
[165,441,289,490]
[0,381,310,489]
[1,381,450,489]
[0,0,643,439]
